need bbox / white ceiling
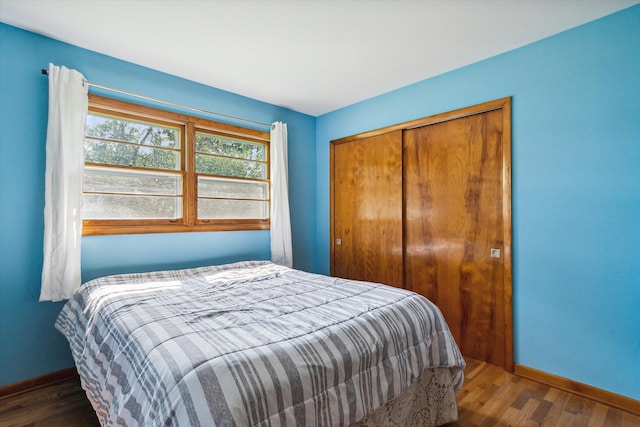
[1,0,637,116]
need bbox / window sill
[82,221,270,236]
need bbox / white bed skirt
[355,367,462,427]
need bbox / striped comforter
[56,261,465,426]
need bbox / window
[82,95,270,235]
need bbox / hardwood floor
[445,358,640,427]
[0,358,638,426]
[0,378,98,427]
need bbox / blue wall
[315,6,640,399]
[0,23,316,385]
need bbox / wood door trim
[330,141,335,276]
[330,97,513,372]
[501,99,514,372]
[332,98,511,145]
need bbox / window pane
[198,176,267,200]
[198,199,268,219]
[196,154,266,179]
[84,167,182,196]
[83,95,272,234]
[196,132,266,161]
[86,113,179,148]
[83,194,181,219]
[85,139,180,170]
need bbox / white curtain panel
[270,122,293,267]
[40,64,88,302]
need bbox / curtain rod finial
[42,69,48,75]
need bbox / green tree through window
[82,95,270,235]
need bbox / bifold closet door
[404,109,507,368]
[331,131,403,288]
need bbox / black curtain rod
[41,69,273,129]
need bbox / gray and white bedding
[56,261,465,426]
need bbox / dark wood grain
[331,131,404,288]
[0,377,99,427]
[405,108,507,369]
[0,368,77,400]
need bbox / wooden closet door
[331,131,403,288]
[404,109,508,368]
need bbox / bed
[56,261,465,426]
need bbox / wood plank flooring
[444,358,640,427]
[0,378,99,427]
[0,358,638,426]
